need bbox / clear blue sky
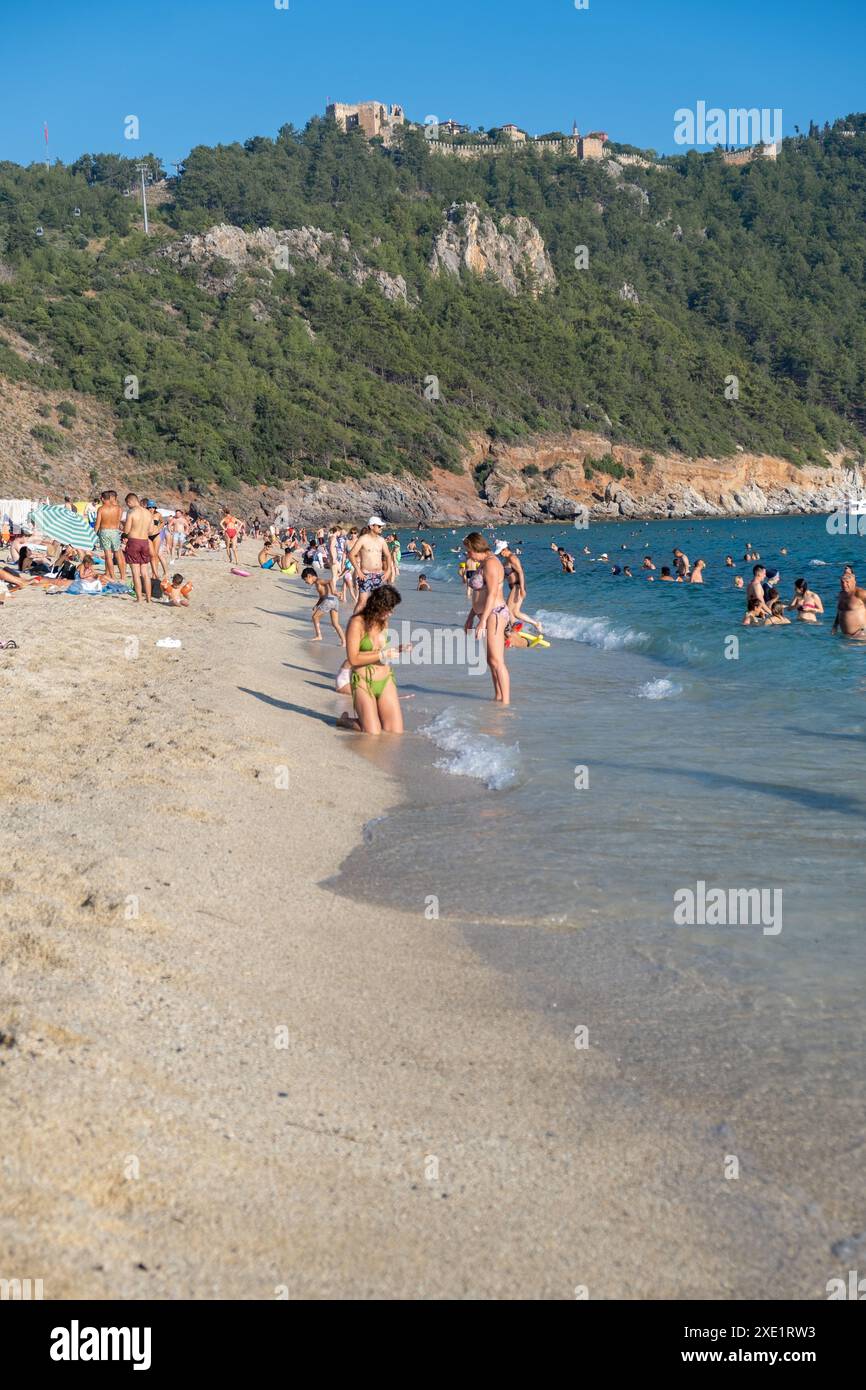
[2,0,863,167]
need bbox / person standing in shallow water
[463,532,510,705]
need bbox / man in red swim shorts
[123,494,153,603]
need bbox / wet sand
[0,547,845,1298]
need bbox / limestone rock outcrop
[429,203,556,296]
[162,224,410,302]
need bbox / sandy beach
[0,545,850,1300]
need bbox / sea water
[327,514,865,1238]
[336,516,863,933]
[326,514,866,1251]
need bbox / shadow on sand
[238,686,337,728]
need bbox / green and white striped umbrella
[34,504,98,551]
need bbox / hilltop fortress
[327,101,407,143]
[326,101,609,161]
[325,100,779,166]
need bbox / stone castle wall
[721,142,779,166]
[429,136,581,160]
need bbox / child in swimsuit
[162,574,193,607]
[302,567,345,645]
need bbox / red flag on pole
[43,122,49,144]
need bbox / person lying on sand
[0,564,35,591]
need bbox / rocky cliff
[429,202,556,296]
[253,435,864,526]
[2,353,862,527]
[467,432,865,523]
[161,223,410,303]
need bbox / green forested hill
[0,114,865,492]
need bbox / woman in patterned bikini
[463,532,511,706]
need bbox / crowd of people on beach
[0,491,235,609]
[275,522,866,733]
[0,491,289,611]
[5,491,865,718]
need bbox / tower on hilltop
[326,101,405,144]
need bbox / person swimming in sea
[831,571,866,638]
[417,573,430,591]
[787,578,824,623]
[551,544,575,573]
[747,564,772,617]
[743,597,767,625]
[764,589,790,624]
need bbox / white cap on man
[368,515,385,527]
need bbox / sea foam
[636,677,683,700]
[420,710,520,790]
[534,608,650,652]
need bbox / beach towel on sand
[61,580,130,597]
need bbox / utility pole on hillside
[137,162,150,234]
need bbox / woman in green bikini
[341,585,409,734]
